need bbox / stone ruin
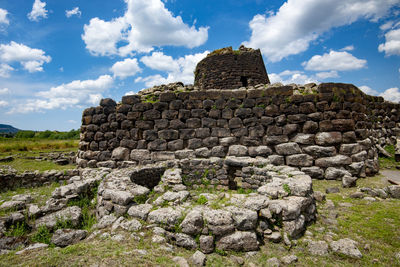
[3,46,400,256]
[70,46,400,253]
[194,46,270,89]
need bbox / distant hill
[0,124,20,133]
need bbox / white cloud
[341,45,354,51]
[302,50,367,71]
[243,0,400,62]
[8,75,113,114]
[316,71,339,79]
[0,41,51,73]
[359,85,378,95]
[82,0,208,57]
[378,28,400,56]
[125,90,136,96]
[68,120,77,124]
[380,20,394,31]
[380,87,400,102]
[0,88,9,95]
[110,58,142,79]
[0,100,8,107]
[0,64,14,78]
[141,52,180,72]
[138,50,208,87]
[268,70,317,85]
[28,0,48,22]
[0,8,9,25]
[66,7,81,18]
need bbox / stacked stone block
[78,82,400,181]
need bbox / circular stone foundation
[96,157,316,252]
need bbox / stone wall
[77,82,400,181]
[194,46,270,89]
[0,168,78,192]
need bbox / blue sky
[0,0,399,131]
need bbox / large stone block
[315,155,352,168]
[286,154,313,167]
[315,132,342,145]
[275,142,302,155]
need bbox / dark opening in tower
[240,76,248,87]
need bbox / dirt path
[380,169,400,184]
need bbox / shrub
[31,225,52,244]
[196,195,208,205]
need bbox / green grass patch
[0,182,61,207]
[0,158,75,173]
[0,139,78,153]
[5,222,30,237]
[196,195,208,205]
[31,225,52,245]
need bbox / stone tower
[194,45,270,90]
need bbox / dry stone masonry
[77,81,400,183]
[194,46,270,89]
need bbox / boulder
[216,231,258,251]
[324,167,351,180]
[330,238,362,259]
[190,250,207,266]
[308,240,329,255]
[35,206,82,230]
[226,207,258,231]
[147,207,183,228]
[199,235,214,254]
[51,229,87,247]
[180,209,204,235]
[127,204,153,221]
[175,233,198,249]
[111,147,130,161]
[342,175,357,188]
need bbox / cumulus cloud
[302,50,367,71]
[359,85,379,95]
[137,50,208,87]
[359,85,400,101]
[341,45,354,51]
[8,75,113,114]
[378,28,400,56]
[0,88,9,95]
[0,100,8,107]
[28,0,48,22]
[268,70,318,85]
[380,87,400,102]
[0,8,9,25]
[0,41,51,73]
[110,58,142,79]
[82,0,208,57]
[243,0,400,62]
[66,7,81,18]
[0,64,14,78]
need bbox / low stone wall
[77,82,400,182]
[0,168,79,192]
[95,160,315,252]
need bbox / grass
[0,182,61,207]
[379,144,398,169]
[0,158,75,173]
[0,174,399,266]
[0,139,78,153]
[0,144,77,173]
[31,225,52,245]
